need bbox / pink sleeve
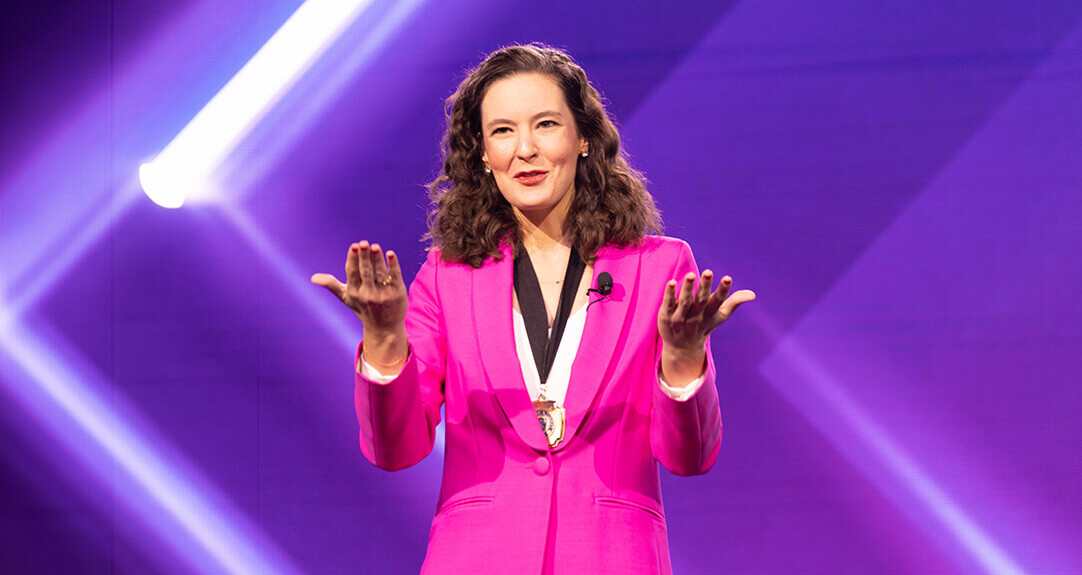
[649,240,723,476]
[353,250,447,471]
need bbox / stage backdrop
[1,1,1079,573]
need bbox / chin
[515,202,557,214]
[506,191,554,208]
[500,181,572,215]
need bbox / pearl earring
[580,149,588,158]
[484,164,492,174]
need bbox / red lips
[513,170,548,185]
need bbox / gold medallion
[533,399,566,448]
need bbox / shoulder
[424,244,510,272]
[409,247,472,301]
[594,236,695,282]
[640,235,691,254]
[603,235,692,262]
[415,245,502,285]
[421,246,472,270]
[416,247,461,282]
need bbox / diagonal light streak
[618,3,1082,572]
[3,0,392,319]
[1,0,416,570]
[4,180,143,324]
[140,0,378,208]
[753,309,1024,575]
[0,318,304,575]
[0,1,299,307]
[224,0,429,201]
[752,16,1082,573]
[221,204,363,353]
[219,205,447,454]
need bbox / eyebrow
[484,110,565,130]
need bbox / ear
[579,137,588,154]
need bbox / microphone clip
[587,272,614,308]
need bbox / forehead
[480,72,570,121]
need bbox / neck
[517,187,574,254]
[518,215,566,253]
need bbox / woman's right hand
[311,241,409,335]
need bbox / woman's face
[480,72,587,222]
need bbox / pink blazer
[354,235,722,574]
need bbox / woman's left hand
[658,270,756,354]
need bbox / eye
[490,126,511,135]
[538,120,559,129]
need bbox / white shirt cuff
[358,355,398,383]
[658,368,706,402]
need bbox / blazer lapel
[472,244,551,452]
[555,244,642,452]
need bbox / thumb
[720,289,756,319]
[311,273,346,299]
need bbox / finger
[386,250,404,286]
[707,275,732,310]
[310,273,347,300]
[702,280,727,319]
[688,270,713,315]
[345,244,362,288]
[660,279,678,317]
[357,241,374,284]
[702,277,734,330]
[369,243,389,281]
[674,272,696,318]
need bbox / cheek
[551,143,580,174]
[548,136,582,165]
[483,140,514,166]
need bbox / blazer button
[533,456,551,475]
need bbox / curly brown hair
[425,43,663,268]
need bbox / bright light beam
[224,0,429,202]
[0,1,404,570]
[0,319,304,575]
[140,0,376,208]
[0,1,299,310]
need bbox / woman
[312,44,754,574]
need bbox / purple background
[1,1,1079,573]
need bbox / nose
[515,130,538,160]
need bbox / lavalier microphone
[587,272,614,308]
